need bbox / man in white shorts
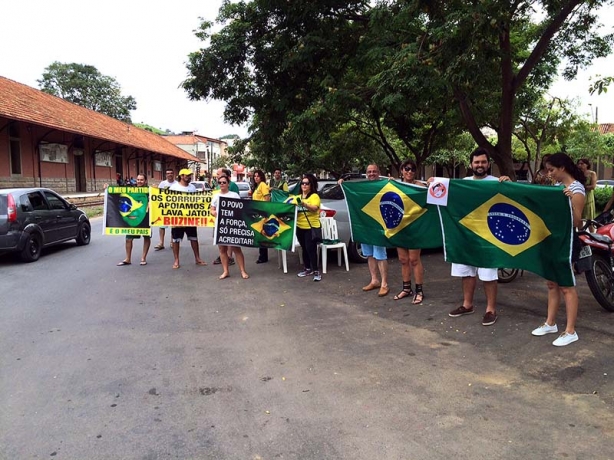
[447,148,509,326]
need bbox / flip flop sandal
[154,245,165,251]
[140,261,147,266]
[117,261,131,266]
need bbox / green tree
[183,1,613,178]
[38,61,137,122]
[513,97,581,177]
[134,123,167,135]
[412,0,613,179]
[427,132,476,178]
[211,154,231,170]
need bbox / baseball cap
[178,168,193,176]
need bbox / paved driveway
[1,221,612,459]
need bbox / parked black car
[0,188,91,262]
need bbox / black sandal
[394,281,413,300]
[412,284,424,304]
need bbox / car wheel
[76,222,91,246]
[348,240,368,263]
[20,233,42,262]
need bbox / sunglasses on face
[403,166,416,172]
[218,181,228,185]
[301,182,310,186]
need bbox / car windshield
[319,184,344,200]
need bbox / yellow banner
[149,186,217,227]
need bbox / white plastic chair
[318,217,349,273]
[277,235,302,273]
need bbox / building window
[9,124,21,175]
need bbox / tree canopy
[183,0,613,177]
[38,62,137,122]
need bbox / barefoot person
[114,174,151,267]
[211,174,249,279]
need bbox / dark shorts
[126,235,151,240]
[171,227,198,242]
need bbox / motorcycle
[578,211,614,312]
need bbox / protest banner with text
[103,186,151,236]
[149,186,216,227]
[214,197,297,250]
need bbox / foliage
[513,97,583,177]
[589,75,614,95]
[211,154,231,170]
[183,1,614,178]
[134,123,168,135]
[561,119,611,163]
[426,132,476,178]
[38,62,137,122]
[595,186,612,213]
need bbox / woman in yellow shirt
[253,170,271,263]
[296,174,322,281]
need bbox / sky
[0,1,613,143]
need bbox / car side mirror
[69,203,77,210]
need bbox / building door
[74,154,86,192]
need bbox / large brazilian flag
[439,180,574,286]
[341,180,442,249]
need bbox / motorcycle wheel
[497,268,519,284]
[585,253,614,312]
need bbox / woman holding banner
[531,153,585,347]
[394,159,427,303]
[253,170,271,264]
[295,174,322,282]
[211,176,249,280]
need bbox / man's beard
[473,167,487,177]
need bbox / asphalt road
[1,217,613,459]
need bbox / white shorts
[451,263,498,282]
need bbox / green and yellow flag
[341,180,442,249]
[439,180,574,286]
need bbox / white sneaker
[532,323,558,336]
[552,332,579,347]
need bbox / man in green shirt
[268,168,289,192]
[216,168,240,193]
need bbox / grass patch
[85,206,104,219]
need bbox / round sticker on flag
[379,192,404,229]
[487,203,530,245]
[430,182,447,198]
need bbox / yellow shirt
[252,182,270,201]
[296,193,321,229]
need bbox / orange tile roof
[598,123,614,135]
[163,134,227,146]
[0,76,194,161]
[163,134,201,144]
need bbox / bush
[595,186,612,213]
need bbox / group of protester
[114,166,297,279]
[348,149,586,348]
[112,148,587,347]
